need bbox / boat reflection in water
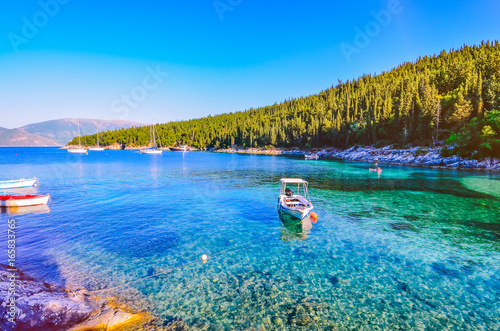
[1,204,51,216]
[279,212,313,241]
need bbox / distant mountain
[0,127,61,147]
[21,119,144,144]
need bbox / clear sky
[1,0,499,128]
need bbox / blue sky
[1,0,499,128]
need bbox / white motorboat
[304,154,319,160]
[0,194,50,207]
[140,124,163,154]
[277,178,314,220]
[0,178,38,189]
[170,145,190,152]
[68,120,87,154]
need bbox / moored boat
[0,178,38,189]
[140,124,163,154]
[304,154,319,160]
[277,178,314,220]
[89,128,105,151]
[140,148,163,154]
[68,148,88,154]
[68,120,87,154]
[170,145,190,152]
[0,194,50,207]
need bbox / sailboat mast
[149,125,152,148]
[152,125,156,148]
[155,124,162,148]
[78,121,81,147]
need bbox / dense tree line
[71,41,500,158]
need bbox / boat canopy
[279,178,310,202]
[280,178,308,184]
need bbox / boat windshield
[280,179,310,202]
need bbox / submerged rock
[0,264,157,330]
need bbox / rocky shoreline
[0,265,186,330]
[215,146,500,171]
[62,143,500,171]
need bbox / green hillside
[72,41,500,158]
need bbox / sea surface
[1,147,499,330]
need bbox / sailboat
[140,124,162,154]
[89,129,105,151]
[68,120,88,154]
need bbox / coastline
[213,146,500,172]
[62,143,500,171]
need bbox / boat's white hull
[279,204,313,220]
[304,155,319,160]
[68,148,88,154]
[140,149,162,154]
[0,195,50,207]
[0,178,37,189]
[89,147,105,151]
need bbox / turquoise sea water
[1,147,499,330]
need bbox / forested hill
[72,41,500,158]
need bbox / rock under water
[0,264,158,331]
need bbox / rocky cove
[215,146,500,171]
[0,265,186,331]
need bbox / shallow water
[0,147,499,330]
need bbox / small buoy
[202,254,208,263]
[310,212,318,223]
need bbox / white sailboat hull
[0,194,50,207]
[68,148,88,154]
[140,149,162,154]
[89,147,105,151]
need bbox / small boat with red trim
[0,194,50,207]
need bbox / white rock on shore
[325,146,500,171]
[215,146,500,171]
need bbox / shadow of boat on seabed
[279,212,314,241]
